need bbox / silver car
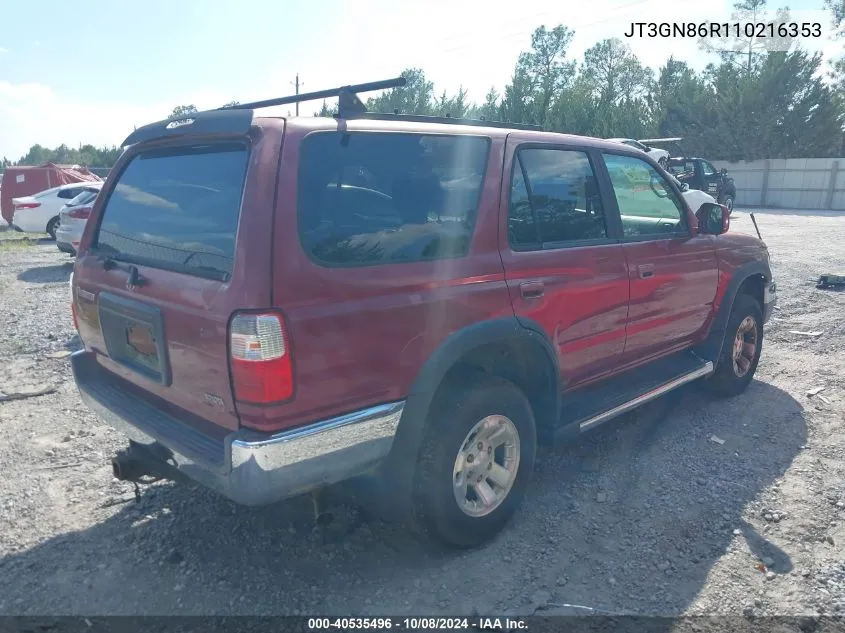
[56,184,103,255]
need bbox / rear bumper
[71,350,404,506]
[763,280,777,324]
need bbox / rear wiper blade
[100,255,147,287]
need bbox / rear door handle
[519,281,545,299]
[637,264,655,279]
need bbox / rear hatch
[72,120,283,434]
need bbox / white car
[607,138,670,169]
[11,181,102,239]
[672,174,717,213]
[56,186,103,255]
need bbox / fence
[712,158,844,211]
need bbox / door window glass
[508,148,607,250]
[603,153,688,238]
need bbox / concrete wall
[712,158,844,210]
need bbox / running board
[578,361,714,433]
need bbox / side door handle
[519,281,545,299]
[637,264,655,279]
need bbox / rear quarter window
[93,142,249,281]
[298,132,490,267]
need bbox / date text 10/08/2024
[307,617,528,630]
[624,22,823,39]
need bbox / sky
[0,0,840,160]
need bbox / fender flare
[365,316,560,522]
[696,260,771,362]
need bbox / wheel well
[737,274,765,309]
[433,339,557,440]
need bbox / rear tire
[46,217,59,241]
[411,373,537,549]
[705,294,763,398]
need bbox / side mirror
[720,168,728,176]
[696,202,730,235]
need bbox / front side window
[603,153,688,238]
[702,161,717,176]
[508,148,607,251]
[298,132,490,266]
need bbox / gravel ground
[0,209,843,618]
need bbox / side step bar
[578,361,714,433]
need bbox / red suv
[70,78,776,548]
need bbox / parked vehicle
[669,157,737,212]
[11,182,103,239]
[606,138,670,168]
[1,163,101,226]
[672,173,717,213]
[56,184,103,255]
[70,78,776,549]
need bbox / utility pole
[290,73,304,116]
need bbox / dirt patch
[0,210,843,616]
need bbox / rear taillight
[229,312,293,404]
[15,202,40,210]
[67,206,92,220]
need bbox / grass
[0,231,49,250]
[0,237,38,250]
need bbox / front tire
[658,157,669,170]
[705,294,763,398]
[411,373,537,549]
[722,195,735,214]
[46,216,59,241]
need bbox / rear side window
[508,148,608,250]
[58,187,82,199]
[67,189,99,207]
[94,142,249,281]
[298,132,490,266]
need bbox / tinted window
[67,189,99,207]
[702,161,717,176]
[58,187,81,199]
[298,132,489,266]
[508,148,607,251]
[94,142,248,281]
[603,153,687,238]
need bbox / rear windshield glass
[67,189,99,207]
[94,142,248,280]
[298,132,490,266]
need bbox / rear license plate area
[98,292,171,385]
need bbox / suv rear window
[94,142,248,281]
[298,132,490,266]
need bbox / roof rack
[121,76,543,147]
[343,112,543,131]
[220,77,408,117]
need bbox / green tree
[170,104,199,118]
[315,100,336,117]
[365,68,435,115]
[698,0,792,74]
[500,25,576,126]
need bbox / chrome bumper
[71,351,404,506]
[763,281,777,324]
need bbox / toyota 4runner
[70,77,776,548]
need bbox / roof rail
[220,77,407,117]
[340,112,543,131]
